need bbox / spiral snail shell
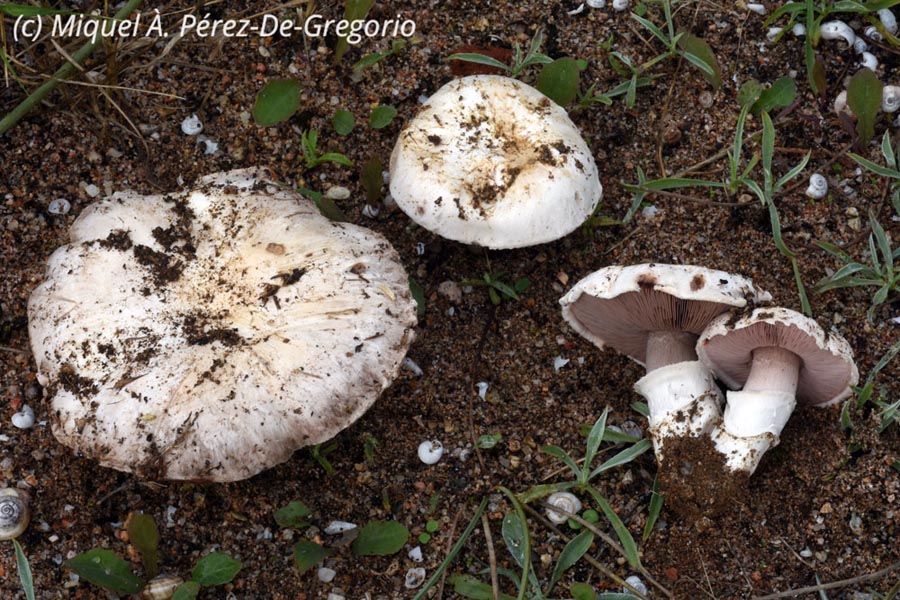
[0,488,31,541]
[140,574,185,600]
[545,491,583,525]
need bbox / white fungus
[405,568,427,589]
[418,440,444,465]
[806,174,829,200]
[48,199,71,215]
[180,114,203,135]
[11,405,35,429]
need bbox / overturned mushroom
[389,75,601,248]
[698,307,858,474]
[560,264,770,463]
[28,168,417,482]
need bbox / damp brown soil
[2,1,900,599]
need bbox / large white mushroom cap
[389,74,602,249]
[28,168,417,482]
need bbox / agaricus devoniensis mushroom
[697,307,858,474]
[389,74,602,249]
[559,264,770,461]
[28,168,417,482]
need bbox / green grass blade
[848,153,900,179]
[583,407,610,481]
[584,487,641,569]
[547,530,595,595]
[447,53,512,73]
[775,152,811,190]
[14,540,35,600]
[871,217,893,273]
[791,258,813,317]
[542,445,583,480]
[642,476,663,542]
[589,439,651,480]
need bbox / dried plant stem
[751,561,900,600]
[481,513,500,600]
[0,0,143,135]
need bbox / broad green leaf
[548,530,594,594]
[292,541,327,573]
[737,80,763,108]
[536,57,584,106]
[571,582,597,600]
[751,76,797,115]
[253,79,302,126]
[352,520,409,556]
[331,109,356,135]
[334,0,375,62]
[14,539,35,600]
[274,501,312,529]
[631,401,649,417]
[677,33,721,89]
[127,513,160,578]
[369,105,398,129]
[172,581,201,600]
[191,552,242,586]
[847,68,883,146]
[352,50,389,72]
[451,575,516,599]
[63,549,143,595]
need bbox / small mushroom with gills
[560,264,770,462]
[697,307,858,474]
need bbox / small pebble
[48,198,71,215]
[83,183,100,198]
[438,281,463,304]
[323,521,357,535]
[553,356,570,372]
[698,90,714,108]
[325,186,351,200]
[12,405,35,429]
[181,114,203,135]
[317,567,336,583]
[403,357,424,377]
[418,440,444,465]
[405,567,426,589]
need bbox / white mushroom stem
[713,346,801,473]
[634,331,723,461]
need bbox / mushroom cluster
[28,168,417,482]
[561,263,857,515]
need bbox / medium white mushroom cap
[697,307,858,406]
[559,264,771,366]
[28,168,417,482]
[389,75,602,249]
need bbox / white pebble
[403,357,423,377]
[746,3,767,15]
[48,198,71,215]
[405,567,427,589]
[11,405,35,429]
[553,356,570,372]
[325,186,351,200]
[475,382,488,399]
[800,547,814,558]
[181,114,203,135]
[586,0,605,6]
[327,594,345,600]
[408,546,424,562]
[767,27,783,42]
[611,0,628,10]
[792,23,806,36]
[323,521,357,535]
[83,183,100,198]
[418,440,444,465]
[624,575,649,596]
[641,205,660,220]
[317,567,336,583]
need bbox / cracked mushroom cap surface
[389,74,602,249]
[697,307,858,406]
[28,168,417,482]
[559,264,770,366]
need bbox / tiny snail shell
[806,173,829,200]
[0,488,31,541]
[545,491,582,525]
[820,21,857,47]
[140,574,185,600]
[418,440,444,465]
[859,52,878,72]
[864,25,884,41]
[882,86,900,113]
[834,90,854,117]
[878,8,898,35]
